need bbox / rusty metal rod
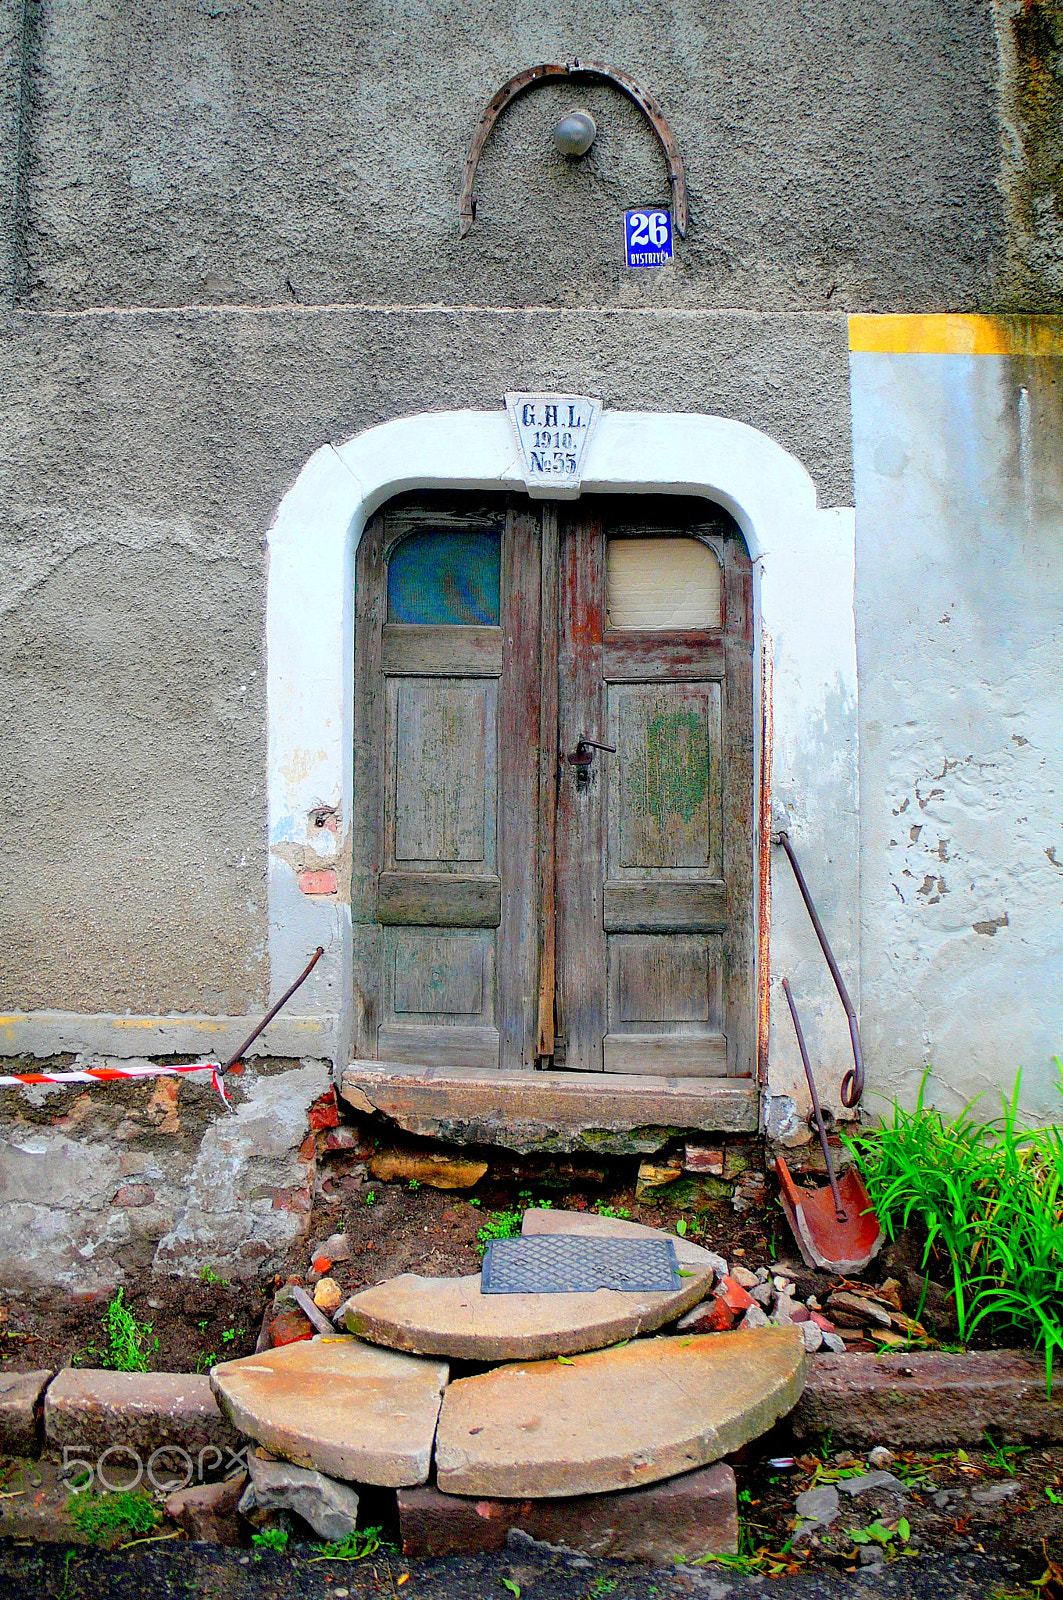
[218,946,325,1075]
[782,977,848,1223]
[772,831,865,1108]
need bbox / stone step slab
[45,1368,237,1455]
[435,1325,806,1498]
[210,1335,448,1487]
[398,1462,738,1562]
[521,1205,727,1279]
[342,1258,715,1361]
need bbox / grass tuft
[68,1490,159,1541]
[845,1064,1063,1390]
[74,1287,159,1373]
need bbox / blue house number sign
[625,209,673,268]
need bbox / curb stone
[793,1349,1063,1446]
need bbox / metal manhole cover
[480,1234,680,1294]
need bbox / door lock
[567,737,616,789]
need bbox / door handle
[567,737,616,768]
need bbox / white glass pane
[606,537,722,631]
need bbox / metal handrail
[772,831,864,1108]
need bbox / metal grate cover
[480,1234,680,1295]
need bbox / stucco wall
[0,306,853,1020]
[3,0,1006,312]
[852,318,1063,1123]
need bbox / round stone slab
[522,1206,727,1277]
[435,1326,807,1498]
[210,1336,448,1487]
[342,1260,716,1361]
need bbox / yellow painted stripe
[849,314,1063,356]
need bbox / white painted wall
[852,350,1063,1124]
[265,407,859,1124]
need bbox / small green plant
[221,1326,238,1345]
[849,1517,909,1549]
[252,1525,290,1556]
[476,1207,523,1251]
[591,1580,619,1595]
[593,1203,632,1219]
[983,1432,1029,1476]
[195,1350,218,1375]
[310,1526,385,1562]
[68,1490,160,1541]
[846,1066,1063,1390]
[407,1178,421,1191]
[1046,1484,1062,1504]
[501,1581,521,1598]
[199,1264,228,1285]
[76,1288,159,1373]
[364,1189,377,1207]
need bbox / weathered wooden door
[554,499,754,1075]
[351,495,542,1070]
[352,492,754,1079]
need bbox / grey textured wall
[2,0,1006,312]
[0,305,852,1014]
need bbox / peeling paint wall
[851,316,1063,1122]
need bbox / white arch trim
[266,408,858,1120]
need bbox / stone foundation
[0,1057,332,1291]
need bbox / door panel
[609,682,721,874]
[389,678,493,867]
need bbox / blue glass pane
[387,530,501,626]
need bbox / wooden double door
[351,492,754,1080]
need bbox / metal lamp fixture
[553,108,597,157]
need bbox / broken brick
[268,1308,315,1347]
[677,1297,735,1334]
[297,868,338,896]
[715,1275,754,1314]
[272,1186,312,1214]
[308,1089,340,1131]
[112,1183,155,1207]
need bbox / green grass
[68,1491,159,1541]
[309,1526,386,1561]
[845,1064,1063,1389]
[75,1288,159,1373]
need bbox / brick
[307,1089,340,1131]
[272,1185,312,1213]
[112,1183,155,1207]
[269,1308,315,1347]
[715,1275,754,1314]
[164,1474,246,1543]
[0,1369,51,1454]
[793,1351,1063,1448]
[683,1144,724,1175]
[398,1464,738,1562]
[297,868,338,896]
[45,1368,238,1456]
[677,1297,735,1334]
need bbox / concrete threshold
[340,1061,761,1154]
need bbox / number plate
[625,209,673,268]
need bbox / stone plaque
[505,392,601,499]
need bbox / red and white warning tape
[0,1061,229,1103]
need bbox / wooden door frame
[265,409,859,1137]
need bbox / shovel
[776,978,884,1276]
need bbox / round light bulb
[553,109,597,158]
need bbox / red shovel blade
[776,1156,885,1275]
